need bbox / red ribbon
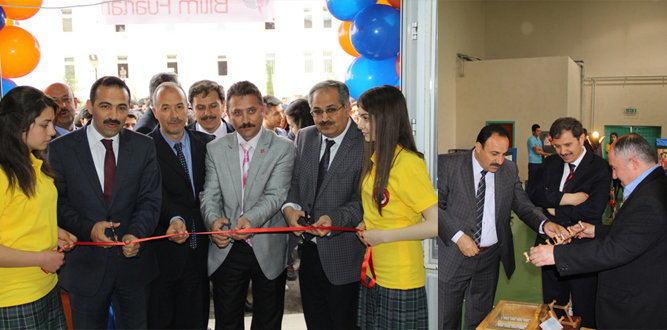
[66,225,376,288]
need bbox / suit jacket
[554,166,667,329]
[134,107,159,134]
[48,127,161,296]
[530,150,611,247]
[186,119,235,137]
[200,127,295,279]
[438,150,545,282]
[285,122,366,285]
[149,126,214,281]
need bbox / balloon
[396,53,401,79]
[326,0,375,22]
[350,5,400,60]
[345,55,399,100]
[388,0,400,9]
[338,22,360,58]
[0,26,41,78]
[1,77,16,96]
[0,0,42,21]
[0,7,6,31]
[376,0,391,5]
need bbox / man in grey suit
[438,124,568,330]
[200,80,295,329]
[283,80,365,329]
[48,76,161,328]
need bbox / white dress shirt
[237,129,263,213]
[86,125,120,190]
[559,146,586,191]
[197,120,229,139]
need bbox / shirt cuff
[169,216,185,225]
[452,230,464,244]
[539,220,548,235]
[282,202,302,213]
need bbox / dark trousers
[526,163,542,194]
[300,242,360,330]
[148,248,209,329]
[68,253,150,329]
[542,266,597,328]
[211,240,287,330]
[439,245,500,330]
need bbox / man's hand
[284,206,307,236]
[574,222,596,239]
[121,234,140,258]
[529,244,555,267]
[57,227,77,251]
[456,234,479,257]
[356,222,368,247]
[544,221,571,244]
[167,218,189,244]
[232,216,252,241]
[210,218,231,248]
[307,215,332,237]
[547,208,556,216]
[39,250,65,273]
[561,192,589,206]
[91,221,120,244]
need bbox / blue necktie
[174,142,196,250]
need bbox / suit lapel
[224,133,244,208]
[154,129,190,183]
[463,151,476,221]
[189,131,206,191]
[73,129,107,206]
[318,120,359,194]
[109,130,133,208]
[244,128,270,201]
[311,131,323,195]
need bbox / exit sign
[625,108,637,114]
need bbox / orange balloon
[396,53,401,79]
[0,26,41,78]
[376,0,391,5]
[337,21,360,58]
[0,0,42,21]
[388,0,400,9]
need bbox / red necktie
[563,163,575,192]
[102,139,116,206]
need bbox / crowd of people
[0,73,437,330]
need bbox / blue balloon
[350,5,401,60]
[326,0,376,22]
[345,56,399,100]
[1,78,17,96]
[0,7,6,31]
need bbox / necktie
[473,170,488,247]
[316,139,336,193]
[102,139,116,206]
[563,163,576,192]
[174,142,196,250]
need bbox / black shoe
[287,265,297,281]
[244,300,253,313]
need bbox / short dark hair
[532,124,540,132]
[549,117,583,140]
[476,124,509,148]
[188,80,225,105]
[148,72,179,106]
[612,133,657,165]
[263,95,281,115]
[226,81,263,109]
[308,80,349,107]
[284,98,314,130]
[126,112,137,120]
[90,76,131,106]
[610,132,618,139]
[74,106,92,128]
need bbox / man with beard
[44,83,78,136]
[187,80,234,138]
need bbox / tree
[63,65,81,95]
[266,61,274,96]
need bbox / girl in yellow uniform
[0,87,77,329]
[355,86,438,330]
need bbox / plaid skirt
[357,284,428,330]
[0,285,67,330]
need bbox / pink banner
[100,0,274,24]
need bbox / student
[355,85,437,330]
[0,86,77,329]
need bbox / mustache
[103,119,121,125]
[239,123,255,129]
[167,118,183,125]
[201,115,217,121]
[59,108,70,115]
[318,120,334,126]
[490,163,502,168]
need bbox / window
[323,6,332,28]
[304,7,312,29]
[218,55,228,76]
[304,52,313,73]
[266,53,275,75]
[115,25,125,32]
[62,9,72,32]
[323,51,333,73]
[64,57,75,80]
[265,22,275,30]
[167,62,178,74]
[117,56,128,79]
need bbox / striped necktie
[473,170,488,247]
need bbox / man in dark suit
[187,80,234,138]
[438,124,568,330]
[529,117,611,328]
[134,72,179,134]
[48,76,161,329]
[530,132,667,329]
[283,80,365,329]
[146,82,214,329]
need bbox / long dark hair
[285,98,314,131]
[358,85,422,215]
[0,86,58,197]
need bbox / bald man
[44,83,79,136]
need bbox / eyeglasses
[310,104,345,117]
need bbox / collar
[624,164,661,200]
[568,146,587,169]
[472,150,486,175]
[160,128,190,150]
[86,124,120,145]
[320,117,352,146]
[236,126,263,150]
[196,119,227,137]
